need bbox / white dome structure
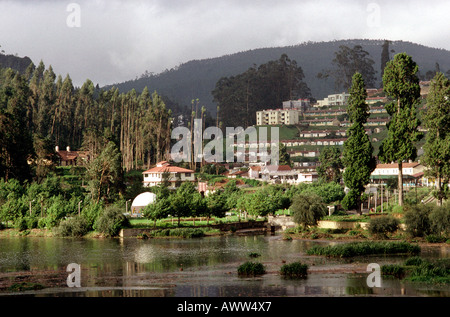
[130,192,156,217]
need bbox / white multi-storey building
[256,109,301,126]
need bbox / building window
[185,173,191,177]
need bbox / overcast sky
[1,0,449,87]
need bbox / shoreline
[0,227,449,249]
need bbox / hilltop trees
[318,45,377,91]
[422,72,450,206]
[379,53,423,206]
[342,73,376,213]
[212,54,311,128]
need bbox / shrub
[392,205,403,214]
[429,205,450,237]
[404,204,432,237]
[54,216,90,237]
[341,189,359,211]
[149,228,205,238]
[368,216,399,237]
[94,205,130,237]
[237,261,266,276]
[81,201,104,229]
[425,234,447,243]
[280,262,308,278]
[25,216,38,230]
[14,217,27,231]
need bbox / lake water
[0,234,449,297]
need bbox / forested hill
[0,53,33,74]
[105,39,450,115]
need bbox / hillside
[0,53,33,74]
[104,39,450,115]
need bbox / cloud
[0,0,449,87]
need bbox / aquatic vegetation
[280,262,308,278]
[382,257,450,284]
[237,261,266,276]
[306,241,420,258]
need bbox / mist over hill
[104,39,450,115]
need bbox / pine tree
[342,73,376,213]
[379,53,422,206]
[422,72,450,206]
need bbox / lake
[0,234,449,297]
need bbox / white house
[260,165,298,183]
[370,162,425,186]
[297,172,318,184]
[142,161,195,188]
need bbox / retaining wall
[120,220,268,238]
[268,215,370,230]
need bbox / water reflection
[0,235,449,297]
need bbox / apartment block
[256,108,301,125]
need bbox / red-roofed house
[142,161,195,188]
[248,165,261,179]
[55,146,91,166]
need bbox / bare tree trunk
[398,161,403,206]
[437,173,442,206]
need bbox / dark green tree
[0,70,34,182]
[379,53,423,206]
[317,147,343,183]
[342,73,376,213]
[278,143,291,167]
[421,72,450,206]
